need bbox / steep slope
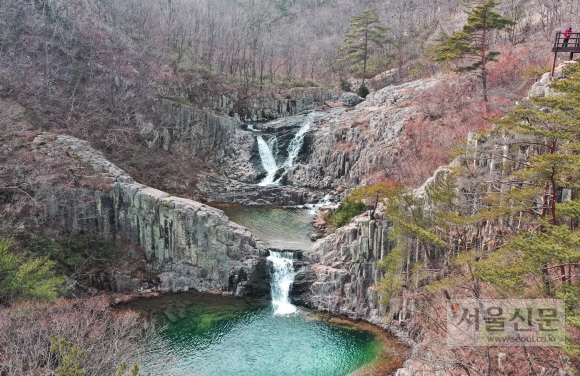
[2,123,271,297]
[297,64,580,375]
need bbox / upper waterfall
[254,113,320,186]
[281,121,311,172]
[257,136,279,186]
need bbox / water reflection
[210,204,315,250]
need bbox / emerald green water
[125,294,382,376]
[209,203,315,250]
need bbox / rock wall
[296,212,394,324]
[286,79,436,190]
[138,99,259,183]
[197,174,323,206]
[32,134,270,297]
[171,86,340,122]
[138,87,339,185]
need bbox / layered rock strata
[32,133,269,297]
[286,79,436,189]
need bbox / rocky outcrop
[138,99,259,183]
[286,78,437,189]
[233,87,339,122]
[32,133,270,297]
[340,92,364,107]
[197,174,323,206]
[296,212,394,324]
[528,60,574,98]
[173,86,339,122]
[138,87,339,186]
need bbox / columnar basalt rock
[138,87,339,185]
[137,99,259,183]
[32,134,269,297]
[297,213,394,324]
[287,79,437,190]
[197,174,322,206]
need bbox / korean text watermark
[447,299,565,347]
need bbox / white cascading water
[256,117,313,186]
[305,193,333,214]
[279,121,311,172]
[257,135,279,186]
[267,251,297,315]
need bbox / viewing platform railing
[551,31,580,76]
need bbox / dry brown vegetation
[0,296,160,376]
[392,289,579,375]
[380,39,555,188]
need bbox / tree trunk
[362,31,368,87]
[481,12,488,101]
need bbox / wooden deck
[551,31,580,75]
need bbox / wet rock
[197,173,321,206]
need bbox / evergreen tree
[112,362,150,376]
[339,8,388,88]
[50,336,86,376]
[0,239,65,303]
[473,63,580,297]
[435,0,515,101]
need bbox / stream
[121,114,403,375]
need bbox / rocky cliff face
[286,79,436,190]
[179,86,340,122]
[32,133,270,297]
[137,99,259,183]
[294,212,394,324]
[137,87,339,187]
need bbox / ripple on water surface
[210,204,316,250]
[125,294,383,376]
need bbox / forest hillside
[1,0,580,375]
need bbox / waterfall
[267,251,297,315]
[305,193,334,214]
[257,135,279,186]
[277,121,311,177]
[256,115,314,186]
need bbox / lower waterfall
[267,251,297,315]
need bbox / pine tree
[468,63,580,330]
[339,8,388,89]
[0,239,65,303]
[436,0,515,101]
[50,336,86,376]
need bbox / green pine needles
[0,239,65,303]
[339,8,388,88]
[436,0,515,101]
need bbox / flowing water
[256,135,279,186]
[125,294,387,376]
[122,206,405,375]
[122,112,404,375]
[267,251,297,315]
[255,113,319,186]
